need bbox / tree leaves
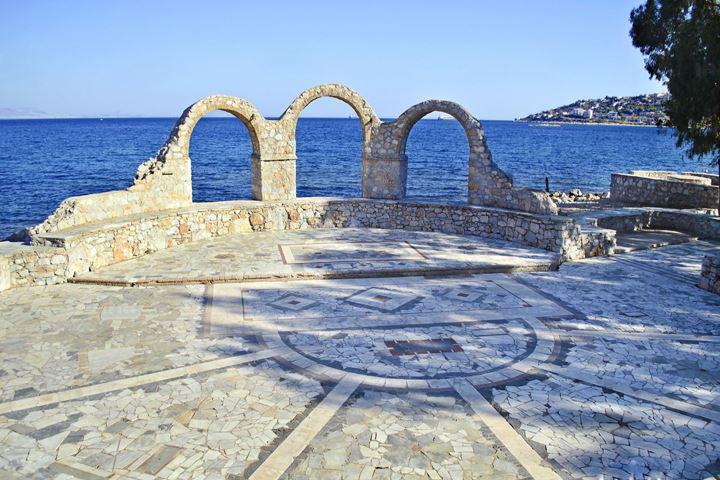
[630,0,720,165]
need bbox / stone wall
[29,199,581,279]
[700,255,720,295]
[592,208,720,239]
[610,171,719,209]
[0,198,607,293]
[26,84,556,238]
[0,243,68,289]
[649,210,720,238]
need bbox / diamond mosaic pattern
[268,294,319,312]
[343,287,422,312]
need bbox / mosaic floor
[1,238,720,479]
[72,228,559,285]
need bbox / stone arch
[280,83,380,141]
[279,84,380,198]
[387,100,512,203]
[394,100,487,160]
[392,101,478,201]
[172,95,264,158]
[133,95,267,204]
[125,88,556,214]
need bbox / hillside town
[519,92,669,125]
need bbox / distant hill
[518,93,669,126]
[0,108,65,119]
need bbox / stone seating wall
[592,208,720,238]
[0,198,611,292]
[700,255,720,295]
[0,242,68,290]
[610,172,719,209]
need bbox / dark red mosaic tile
[384,338,463,356]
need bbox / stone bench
[31,197,583,276]
[569,207,720,238]
[0,197,604,293]
[610,172,719,209]
[667,174,712,186]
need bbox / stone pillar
[252,154,297,201]
[467,152,503,207]
[362,155,408,200]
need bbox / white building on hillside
[571,108,593,119]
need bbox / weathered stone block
[252,155,296,201]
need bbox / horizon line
[0,115,519,122]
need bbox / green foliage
[630,0,720,165]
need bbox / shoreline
[516,120,663,128]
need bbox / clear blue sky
[0,0,662,119]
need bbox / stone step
[70,261,558,287]
[614,229,696,254]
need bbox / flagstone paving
[0,236,719,479]
[283,390,530,480]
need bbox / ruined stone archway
[173,95,263,159]
[396,100,511,202]
[362,100,512,203]
[280,84,380,141]
[32,85,556,236]
[178,97,264,202]
[278,84,380,197]
[133,95,266,205]
[395,100,487,157]
[362,99,555,213]
[187,111,258,202]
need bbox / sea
[0,117,711,239]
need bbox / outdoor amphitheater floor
[71,228,560,286]
[1,235,720,479]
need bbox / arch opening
[294,97,364,198]
[188,110,256,202]
[403,111,472,203]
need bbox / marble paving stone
[343,286,423,312]
[1,238,719,479]
[564,335,720,410]
[492,373,720,479]
[0,360,323,478]
[0,283,251,401]
[282,321,532,379]
[520,243,720,336]
[239,276,534,327]
[282,389,531,480]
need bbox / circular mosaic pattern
[279,319,536,381]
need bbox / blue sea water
[0,116,709,238]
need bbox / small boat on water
[437,113,454,120]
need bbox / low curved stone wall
[594,208,720,238]
[610,172,719,209]
[31,198,584,277]
[0,198,608,292]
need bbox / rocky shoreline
[549,189,609,204]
